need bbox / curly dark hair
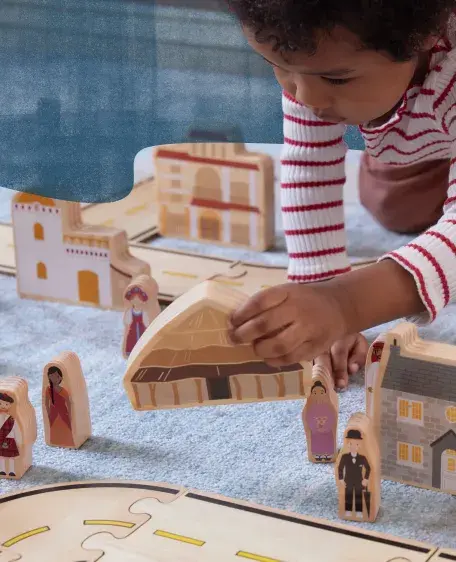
[226,0,456,61]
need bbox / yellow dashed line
[7,243,14,248]
[162,270,198,279]
[236,552,282,562]
[154,530,205,546]
[3,526,50,547]
[84,520,135,528]
[261,284,272,289]
[126,203,147,215]
[214,279,244,287]
[102,219,115,226]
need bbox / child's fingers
[330,340,350,390]
[348,334,369,375]
[253,322,302,360]
[229,286,288,328]
[260,339,314,367]
[229,302,295,344]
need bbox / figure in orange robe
[44,366,74,448]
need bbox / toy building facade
[154,143,275,251]
[12,193,149,309]
[377,325,456,494]
[124,281,311,410]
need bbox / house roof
[382,345,456,402]
[155,148,260,171]
[13,192,55,207]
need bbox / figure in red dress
[44,366,74,448]
[0,392,22,477]
[122,276,160,358]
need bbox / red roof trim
[156,149,259,171]
[191,198,260,213]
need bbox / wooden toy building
[154,143,275,251]
[369,322,456,494]
[12,193,150,309]
[124,280,311,410]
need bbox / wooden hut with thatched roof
[123,280,312,410]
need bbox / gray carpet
[0,182,455,549]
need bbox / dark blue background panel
[0,0,364,203]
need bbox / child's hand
[228,282,352,367]
[314,333,369,390]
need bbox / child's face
[0,399,11,412]
[244,25,429,126]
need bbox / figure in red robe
[44,366,74,448]
[0,392,22,477]
[123,286,151,356]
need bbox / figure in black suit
[337,429,371,518]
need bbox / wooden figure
[365,334,386,418]
[154,143,275,251]
[371,321,456,496]
[123,280,312,410]
[302,363,339,463]
[335,412,381,523]
[122,274,161,358]
[42,352,91,449]
[11,193,150,310]
[0,376,37,479]
[0,480,436,562]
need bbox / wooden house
[154,143,275,251]
[12,193,150,309]
[123,280,311,410]
[371,322,456,494]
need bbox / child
[227,0,456,388]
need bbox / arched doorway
[34,222,44,240]
[78,270,100,305]
[194,167,221,201]
[441,449,456,492]
[199,210,221,241]
[36,262,47,279]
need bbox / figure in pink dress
[303,380,337,462]
[123,286,150,356]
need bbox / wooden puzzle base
[0,480,453,561]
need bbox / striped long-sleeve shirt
[281,34,456,324]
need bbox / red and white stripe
[281,30,456,322]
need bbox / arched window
[34,222,44,240]
[446,407,456,423]
[37,262,47,279]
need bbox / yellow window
[412,446,423,464]
[398,442,409,461]
[36,262,47,280]
[33,222,44,240]
[399,400,409,418]
[446,407,456,423]
[448,458,456,472]
[412,402,423,421]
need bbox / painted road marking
[154,530,205,547]
[162,270,198,279]
[236,552,282,562]
[261,284,272,289]
[84,520,135,528]
[214,279,244,287]
[102,219,115,226]
[7,243,14,248]
[126,203,147,215]
[3,526,50,547]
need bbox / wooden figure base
[0,480,444,562]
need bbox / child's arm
[280,91,350,282]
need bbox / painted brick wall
[380,388,456,489]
